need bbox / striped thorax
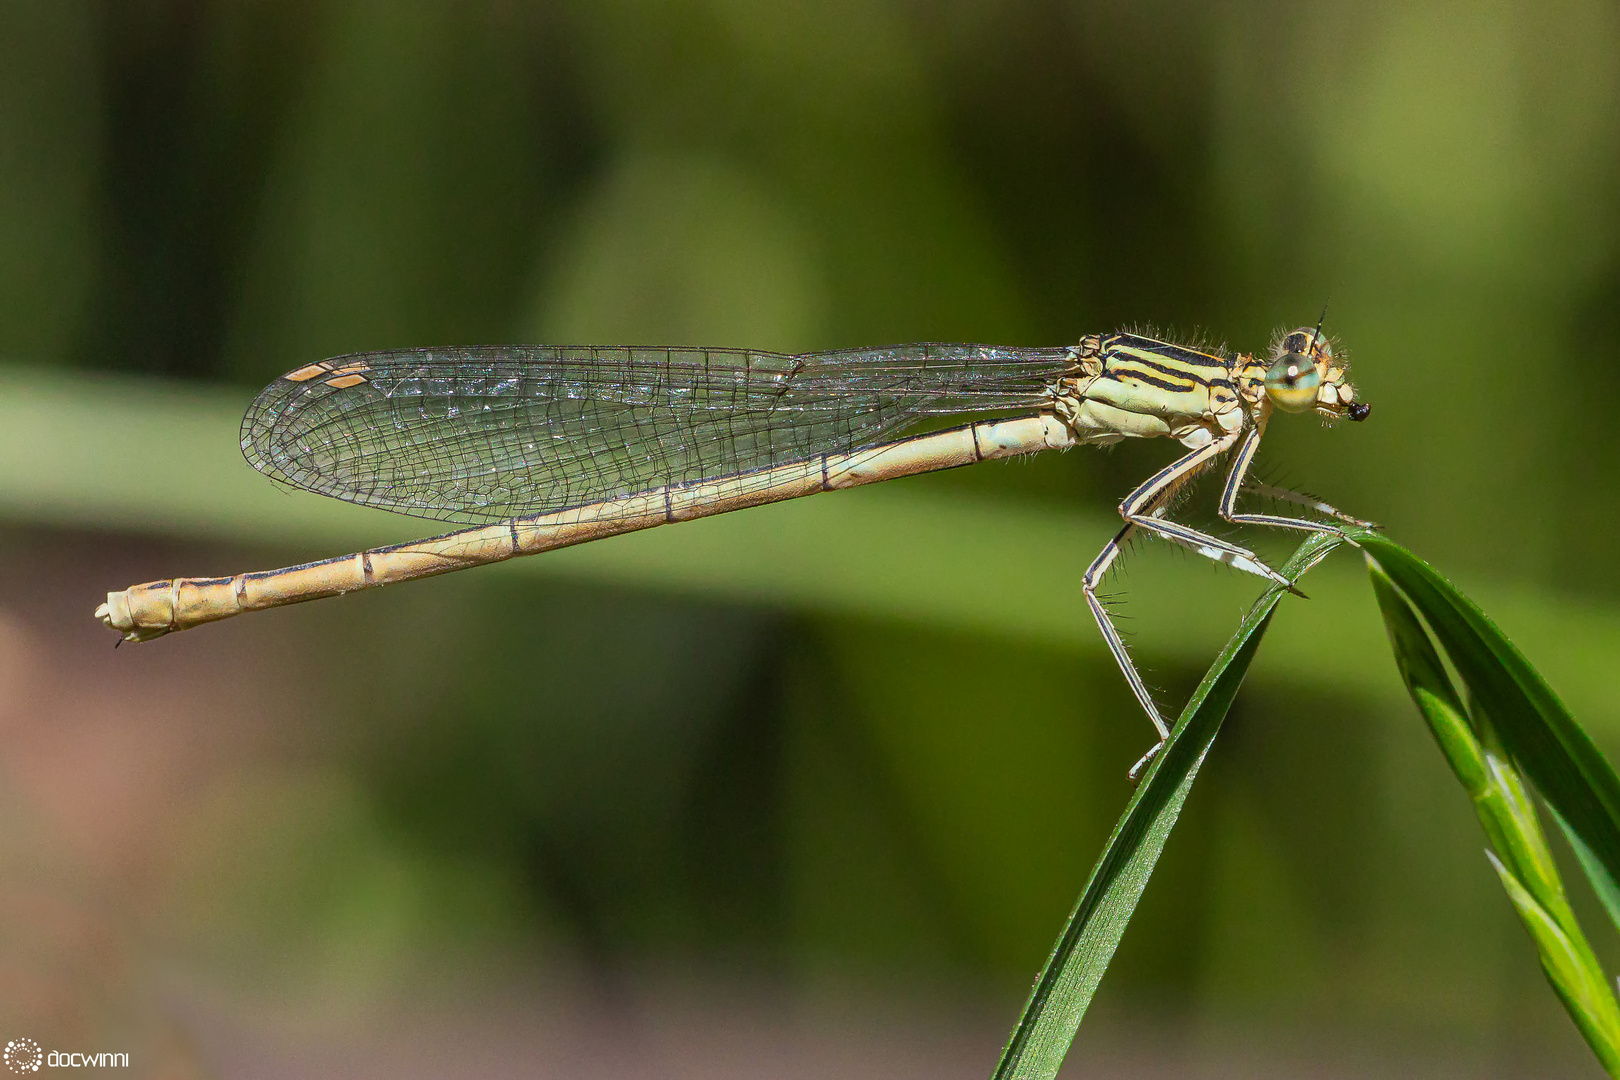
[1053,333,1246,449]
[1050,327,1369,451]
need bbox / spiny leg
[1090,432,1329,778]
[1082,445,1227,743]
[1238,480,1377,529]
[1219,423,1372,533]
[1116,432,1297,590]
[1084,438,1239,778]
[1085,521,1183,781]
[1084,521,1167,735]
[1093,424,1363,778]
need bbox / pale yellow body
[98,413,1078,641]
[96,326,1369,778]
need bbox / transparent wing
[241,343,1074,524]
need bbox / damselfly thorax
[1040,327,1370,772]
[1055,329,1365,450]
[97,324,1371,776]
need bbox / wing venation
[241,344,1073,523]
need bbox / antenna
[1308,298,1330,351]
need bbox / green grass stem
[1366,541,1620,1075]
[990,531,1345,1080]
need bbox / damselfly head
[1264,325,1368,422]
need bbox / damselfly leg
[1084,429,1314,780]
[1236,479,1376,529]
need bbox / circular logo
[2,1039,41,1074]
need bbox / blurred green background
[2,0,1618,1075]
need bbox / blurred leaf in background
[0,0,97,364]
[0,0,1617,1074]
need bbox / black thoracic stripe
[1114,349,1235,390]
[1115,353,1212,387]
[1113,337,1231,369]
[1102,368,1196,394]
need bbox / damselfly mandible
[97,324,1370,774]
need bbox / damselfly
[97,324,1370,773]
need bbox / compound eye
[1264,353,1321,413]
[1284,327,1332,364]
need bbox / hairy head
[1263,325,1369,422]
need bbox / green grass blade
[1553,807,1620,941]
[1368,540,1620,1074]
[1365,564,1475,774]
[1357,531,1620,913]
[1486,851,1620,1076]
[1367,564,1561,904]
[990,531,1345,1080]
